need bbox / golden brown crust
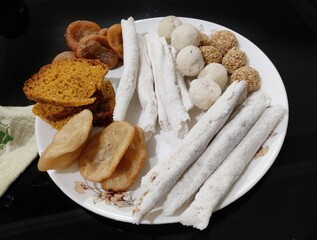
[23,58,108,106]
[33,80,115,130]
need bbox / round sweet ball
[197,63,228,91]
[189,78,222,110]
[157,16,183,43]
[230,66,261,93]
[176,45,204,77]
[200,45,223,65]
[199,32,211,46]
[222,47,247,74]
[171,24,200,51]
[210,30,238,55]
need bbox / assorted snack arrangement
[23,16,286,230]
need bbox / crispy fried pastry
[101,126,146,191]
[78,121,135,182]
[38,109,93,171]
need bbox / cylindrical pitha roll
[145,34,190,137]
[171,46,194,112]
[136,33,158,141]
[113,17,139,121]
[180,105,286,230]
[159,37,190,138]
[132,80,246,224]
[163,91,269,216]
[145,33,170,131]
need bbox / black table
[1,0,317,239]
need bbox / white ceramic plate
[35,17,289,224]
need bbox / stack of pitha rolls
[131,80,286,229]
[113,17,194,141]
[112,17,286,229]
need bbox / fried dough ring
[98,28,108,37]
[65,20,101,51]
[76,34,119,69]
[52,51,77,63]
[107,23,123,59]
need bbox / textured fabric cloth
[0,105,38,197]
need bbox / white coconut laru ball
[197,63,228,91]
[176,45,204,77]
[157,15,183,43]
[189,78,222,110]
[171,23,200,51]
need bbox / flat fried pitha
[101,126,147,191]
[38,109,93,171]
[78,121,135,182]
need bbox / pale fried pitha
[78,121,135,182]
[37,109,93,171]
[101,126,147,191]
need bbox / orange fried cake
[23,58,108,106]
[24,58,115,129]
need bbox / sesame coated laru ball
[230,66,261,93]
[199,32,211,46]
[222,47,247,74]
[200,45,223,64]
[210,30,238,55]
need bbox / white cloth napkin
[0,105,38,197]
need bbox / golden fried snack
[23,59,108,106]
[98,28,108,37]
[107,23,123,59]
[32,80,115,130]
[101,126,147,191]
[38,109,93,171]
[93,80,115,126]
[76,34,119,69]
[65,20,101,51]
[52,51,77,63]
[78,121,135,182]
[32,94,99,121]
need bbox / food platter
[35,17,289,224]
